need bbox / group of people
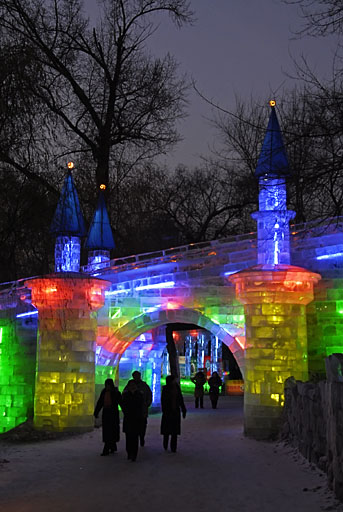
[94,370,222,461]
[191,370,223,409]
[94,370,152,461]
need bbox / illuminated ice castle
[0,102,342,439]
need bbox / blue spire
[255,104,290,178]
[85,191,115,250]
[50,170,86,236]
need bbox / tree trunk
[166,325,180,380]
[94,144,110,189]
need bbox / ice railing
[81,230,257,275]
[0,276,37,308]
[82,216,343,275]
[290,216,343,244]
[1,216,342,297]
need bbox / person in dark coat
[208,371,223,409]
[121,380,144,462]
[123,370,152,447]
[191,370,206,408]
[94,378,122,456]
[160,375,187,453]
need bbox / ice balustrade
[0,217,340,299]
[81,216,343,277]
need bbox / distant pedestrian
[124,370,152,446]
[191,370,206,408]
[121,380,144,462]
[208,371,223,409]
[94,378,122,456]
[161,375,187,453]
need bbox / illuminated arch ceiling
[97,307,246,374]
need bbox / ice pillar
[184,336,192,377]
[230,266,320,439]
[150,351,162,408]
[229,101,321,438]
[25,275,109,431]
[197,334,206,371]
[211,335,222,374]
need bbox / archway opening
[112,311,245,408]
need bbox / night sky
[85,0,339,168]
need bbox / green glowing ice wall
[307,278,343,377]
[0,317,36,433]
[95,365,117,398]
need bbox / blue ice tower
[50,165,86,272]
[251,102,295,265]
[85,189,115,271]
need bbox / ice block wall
[25,275,109,431]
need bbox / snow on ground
[1,395,342,512]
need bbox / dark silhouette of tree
[0,42,59,195]
[283,0,343,36]
[279,1,343,222]
[155,163,256,243]
[208,93,343,224]
[0,0,193,188]
[0,171,56,281]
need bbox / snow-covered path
[1,395,342,512]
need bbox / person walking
[161,375,187,453]
[208,371,223,409]
[191,370,206,408]
[121,380,144,462]
[94,378,122,456]
[125,370,152,447]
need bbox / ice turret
[50,162,86,272]
[251,101,295,265]
[85,185,115,271]
[229,102,321,439]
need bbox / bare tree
[0,169,57,280]
[0,41,61,194]
[212,97,267,176]
[208,92,343,224]
[0,0,193,188]
[283,0,343,36]
[156,163,256,243]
